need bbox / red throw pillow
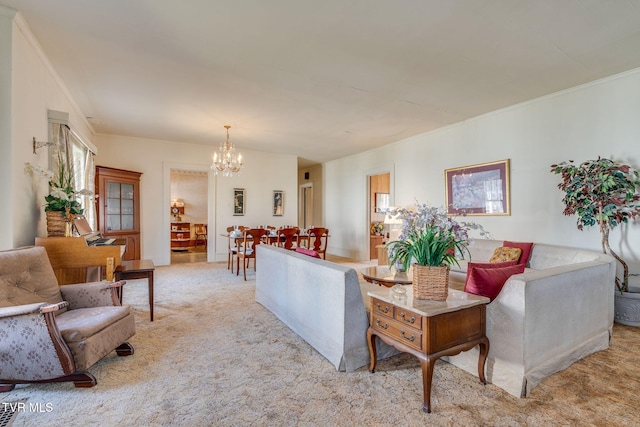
[464,264,526,302]
[466,260,518,275]
[503,241,534,267]
[295,247,321,258]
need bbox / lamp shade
[384,207,401,225]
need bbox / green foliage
[551,157,640,291]
[25,151,85,216]
[385,202,489,270]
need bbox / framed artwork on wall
[273,190,284,216]
[375,192,390,213]
[233,188,245,216]
[445,159,511,216]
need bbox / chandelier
[211,125,243,177]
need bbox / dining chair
[307,227,329,259]
[226,225,246,271]
[194,224,208,248]
[236,228,269,280]
[276,227,300,250]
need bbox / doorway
[368,172,390,260]
[300,183,313,229]
[170,169,208,264]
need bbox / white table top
[368,287,489,317]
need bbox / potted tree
[551,157,640,325]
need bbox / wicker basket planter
[412,264,450,301]
[46,210,70,237]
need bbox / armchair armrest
[0,302,75,380]
[59,280,126,309]
[0,302,48,319]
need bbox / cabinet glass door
[106,182,135,231]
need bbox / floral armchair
[0,246,135,391]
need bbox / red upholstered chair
[307,227,329,259]
[276,227,300,250]
[237,228,269,280]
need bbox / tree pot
[614,285,640,326]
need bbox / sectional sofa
[255,244,398,372]
[446,239,616,397]
[255,240,615,398]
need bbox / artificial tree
[551,157,640,292]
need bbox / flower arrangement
[25,153,89,217]
[370,221,385,235]
[386,201,489,272]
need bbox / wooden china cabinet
[95,166,142,260]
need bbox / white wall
[1,11,95,250]
[94,133,298,265]
[0,7,14,250]
[324,68,640,275]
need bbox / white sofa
[255,245,397,372]
[445,239,616,397]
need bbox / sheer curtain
[50,122,97,229]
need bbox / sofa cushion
[489,247,522,264]
[55,305,131,343]
[504,241,534,267]
[464,264,526,301]
[467,260,518,272]
[295,247,321,258]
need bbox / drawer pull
[375,303,389,313]
[375,319,389,329]
[400,312,416,324]
[401,331,416,342]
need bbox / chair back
[194,224,207,235]
[277,227,300,250]
[307,227,329,259]
[241,228,269,255]
[0,247,63,308]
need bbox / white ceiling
[5,0,640,167]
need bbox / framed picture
[233,188,245,216]
[273,190,284,216]
[375,192,390,213]
[445,159,511,216]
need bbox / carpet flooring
[2,259,638,426]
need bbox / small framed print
[273,190,284,216]
[233,188,245,216]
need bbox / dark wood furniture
[306,227,329,259]
[361,265,412,287]
[275,227,300,250]
[367,288,490,413]
[237,228,268,280]
[95,166,142,260]
[115,259,155,321]
[171,221,191,251]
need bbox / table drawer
[372,297,394,319]
[394,308,423,331]
[371,314,423,352]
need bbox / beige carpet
[3,260,639,426]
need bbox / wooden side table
[115,259,155,321]
[367,287,490,413]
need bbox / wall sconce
[32,137,57,154]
